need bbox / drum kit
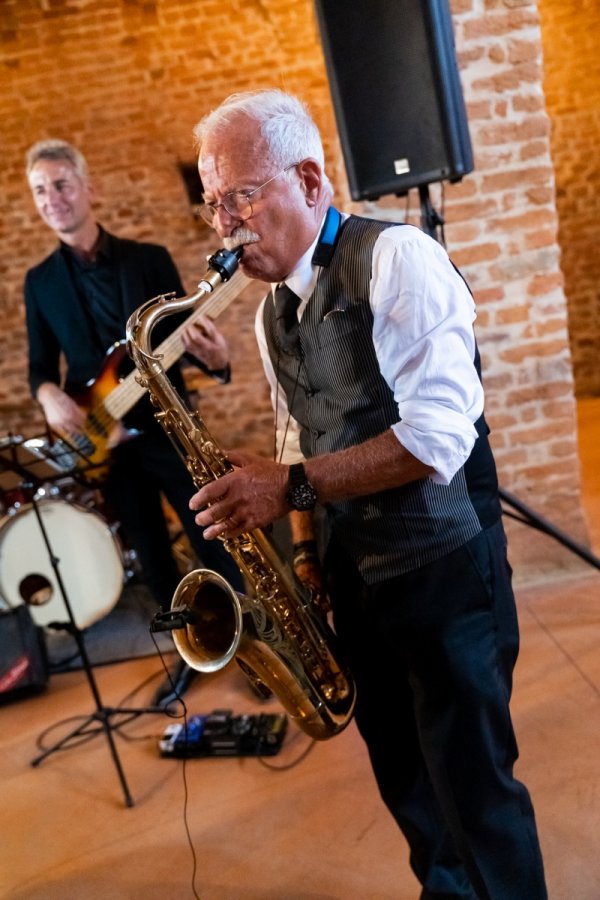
[0,433,127,631]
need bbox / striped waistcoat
[264,214,501,584]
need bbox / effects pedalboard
[159,708,288,758]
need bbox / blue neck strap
[312,206,343,267]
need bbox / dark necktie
[275,283,302,355]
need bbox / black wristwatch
[286,462,317,511]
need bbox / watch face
[287,462,317,511]
[296,484,317,510]
[288,482,317,511]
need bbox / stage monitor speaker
[314,0,474,200]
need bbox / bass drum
[0,499,124,630]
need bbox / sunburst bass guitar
[51,266,251,484]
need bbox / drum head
[0,499,124,629]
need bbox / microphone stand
[1,437,163,808]
[28,486,136,806]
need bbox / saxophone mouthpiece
[207,246,243,282]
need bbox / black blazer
[24,230,186,399]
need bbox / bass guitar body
[55,342,136,484]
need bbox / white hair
[194,89,329,180]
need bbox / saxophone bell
[169,569,242,673]
[166,568,354,739]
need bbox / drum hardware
[0,434,164,807]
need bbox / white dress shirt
[255,216,483,485]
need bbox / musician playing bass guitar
[23,138,244,703]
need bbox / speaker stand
[419,183,445,243]
[26,489,162,808]
[416,200,600,573]
[500,487,600,571]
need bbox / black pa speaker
[314,0,474,200]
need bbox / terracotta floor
[1,403,600,900]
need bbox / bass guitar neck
[52,268,251,484]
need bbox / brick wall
[538,0,600,396]
[0,0,591,581]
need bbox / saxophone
[126,248,355,740]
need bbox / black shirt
[61,228,123,356]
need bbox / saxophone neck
[125,246,243,367]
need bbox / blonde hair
[26,139,89,180]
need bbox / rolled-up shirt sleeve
[370,226,483,485]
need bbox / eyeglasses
[200,163,299,227]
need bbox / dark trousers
[105,428,244,610]
[326,521,547,900]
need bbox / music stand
[0,436,164,808]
